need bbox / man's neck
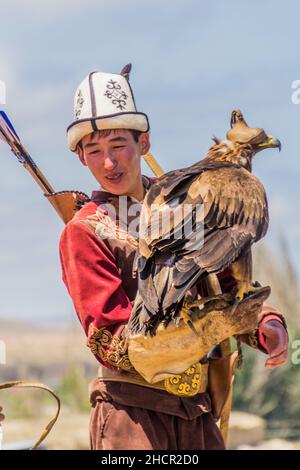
[127,181,145,202]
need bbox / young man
[59,66,289,450]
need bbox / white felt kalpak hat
[67,64,150,151]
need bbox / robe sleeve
[59,220,134,371]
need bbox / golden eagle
[128,110,281,336]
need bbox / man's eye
[113,146,125,149]
[89,150,99,155]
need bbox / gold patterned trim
[87,324,134,372]
[164,363,208,397]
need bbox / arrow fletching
[0,110,30,165]
[0,111,21,146]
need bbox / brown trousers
[89,379,225,450]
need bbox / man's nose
[103,153,117,170]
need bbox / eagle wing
[130,165,268,335]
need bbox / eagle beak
[257,135,281,152]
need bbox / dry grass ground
[3,413,90,450]
[0,319,96,449]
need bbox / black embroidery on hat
[75,89,84,120]
[104,79,128,110]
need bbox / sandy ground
[0,320,95,449]
[2,412,90,450]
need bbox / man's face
[77,129,150,199]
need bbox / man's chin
[101,181,129,196]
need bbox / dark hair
[76,129,144,151]
[129,129,143,142]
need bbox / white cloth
[67,71,149,151]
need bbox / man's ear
[76,143,87,166]
[139,132,151,155]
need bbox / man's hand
[0,406,4,423]
[259,320,289,368]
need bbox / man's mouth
[106,172,124,182]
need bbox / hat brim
[67,112,150,151]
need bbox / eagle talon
[180,305,192,324]
[231,282,264,315]
[235,282,262,301]
[180,305,199,336]
[231,298,241,315]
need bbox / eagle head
[207,109,281,171]
[226,109,281,153]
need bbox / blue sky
[0,0,299,323]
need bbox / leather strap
[98,363,208,397]
[0,381,60,450]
